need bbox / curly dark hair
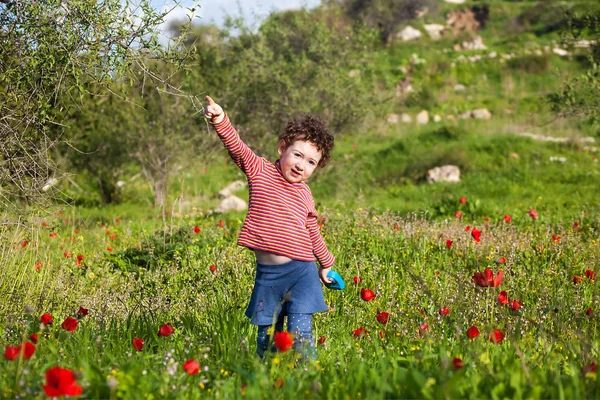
[278,115,334,167]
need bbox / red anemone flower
[497,257,506,264]
[76,254,84,265]
[510,300,522,311]
[574,221,579,228]
[489,329,505,344]
[455,211,463,219]
[528,209,538,220]
[4,346,20,360]
[76,306,88,319]
[376,312,390,325]
[446,240,453,249]
[498,291,509,305]
[43,366,83,397]
[439,306,450,317]
[552,234,560,243]
[472,268,504,287]
[22,342,35,359]
[133,338,144,351]
[471,227,481,242]
[582,363,598,375]
[353,327,368,338]
[419,323,429,336]
[61,317,78,332]
[194,226,201,234]
[218,220,225,227]
[210,265,217,272]
[587,308,594,317]
[318,336,326,344]
[573,275,584,284]
[183,359,200,375]
[158,323,175,337]
[106,247,113,253]
[353,276,362,284]
[452,357,464,369]
[40,313,53,325]
[360,288,376,301]
[504,214,511,223]
[63,252,72,258]
[466,326,480,339]
[393,223,399,231]
[465,225,470,232]
[585,269,596,280]
[30,333,38,344]
[459,197,467,205]
[274,332,294,352]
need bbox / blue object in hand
[326,270,345,290]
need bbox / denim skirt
[245,259,328,325]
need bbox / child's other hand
[319,267,333,285]
[204,95,224,124]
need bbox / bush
[506,54,551,73]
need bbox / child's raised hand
[204,95,224,124]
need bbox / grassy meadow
[2,0,600,398]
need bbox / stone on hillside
[552,48,568,56]
[462,36,487,50]
[549,156,567,163]
[445,0,466,3]
[488,51,497,58]
[454,84,466,91]
[397,26,422,42]
[426,165,461,184]
[401,113,412,123]
[472,108,491,120]
[215,195,247,213]
[458,110,472,119]
[387,113,400,124]
[509,152,520,159]
[416,110,429,125]
[116,181,126,188]
[396,78,413,96]
[218,180,246,198]
[424,24,445,40]
[447,9,480,34]
[573,40,595,48]
[534,49,543,56]
[433,114,442,122]
[348,69,361,78]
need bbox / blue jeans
[256,313,316,359]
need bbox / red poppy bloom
[455,211,463,219]
[465,225,470,232]
[30,333,38,344]
[459,197,467,205]
[76,306,88,319]
[158,323,175,337]
[498,290,509,305]
[76,255,84,265]
[573,221,579,228]
[353,276,362,284]
[472,268,504,287]
[43,366,83,397]
[489,329,505,343]
[318,336,326,344]
[106,247,113,253]
[528,209,538,220]
[497,257,506,264]
[510,300,522,311]
[20,240,28,248]
[218,220,225,227]
[439,306,450,317]
[466,326,480,339]
[376,312,390,325]
[452,357,464,369]
[471,227,481,242]
[353,327,368,338]
[63,252,72,258]
[552,234,560,243]
[274,332,294,352]
[419,323,429,336]
[585,269,596,280]
[132,337,144,351]
[42,221,48,227]
[582,363,598,375]
[4,346,20,360]
[484,217,490,223]
[115,217,121,223]
[573,275,584,284]
[360,289,375,301]
[274,378,284,389]
[22,342,35,359]
[504,214,511,223]
[61,317,78,332]
[40,313,54,325]
[35,261,43,271]
[183,359,200,375]
[587,308,594,317]
[194,226,201,234]
[446,240,453,249]
[210,265,217,272]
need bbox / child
[204,96,335,358]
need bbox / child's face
[277,139,322,184]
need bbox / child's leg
[256,312,285,358]
[287,313,316,360]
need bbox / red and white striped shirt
[213,115,335,268]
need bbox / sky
[152,0,323,37]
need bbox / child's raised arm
[204,96,263,177]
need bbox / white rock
[573,40,595,48]
[426,165,461,184]
[549,156,567,163]
[416,110,429,125]
[397,26,422,42]
[444,0,466,3]
[472,108,492,120]
[348,69,361,78]
[534,49,543,56]
[214,195,247,213]
[552,48,568,56]
[218,180,246,198]
[424,24,445,40]
[462,36,487,50]
[387,113,400,124]
[116,181,126,188]
[458,110,472,119]
[434,114,442,122]
[488,51,497,58]
[401,113,412,123]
